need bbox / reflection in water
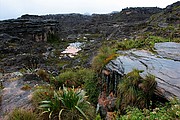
[61,42,83,58]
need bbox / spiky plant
[39,86,95,120]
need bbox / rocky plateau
[0,1,180,119]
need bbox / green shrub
[116,69,157,113]
[117,98,180,120]
[53,68,95,88]
[8,109,39,120]
[95,114,102,120]
[39,86,95,120]
[92,46,117,72]
[116,36,174,51]
[84,74,100,104]
[49,68,99,105]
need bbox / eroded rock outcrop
[0,16,58,41]
[106,42,180,100]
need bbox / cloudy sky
[0,0,178,20]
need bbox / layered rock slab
[106,42,180,100]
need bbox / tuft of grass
[7,109,39,120]
[92,46,117,73]
[36,69,50,82]
[116,69,157,113]
[84,74,100,104]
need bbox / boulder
[106,42,180,100]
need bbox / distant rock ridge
[1,1,178,41]
[0,5,165,41]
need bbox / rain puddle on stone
[61,42,83,58]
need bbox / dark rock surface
[149,1,180,38]
[0,33,47,72]
[0,17,58,41]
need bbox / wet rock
[158,23,168,28]
[0,54,43,72]
[0,6,165,41]
[103,57,124,95]
[106,42,180,100]
[0,33,48,72]
[154,42,180,61]
[105,59,124,76]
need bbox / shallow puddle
[61,42,83,58]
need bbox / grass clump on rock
[92,46,117,73]
[32,85,54,108]
[116,69,157,114]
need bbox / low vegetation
[116,69,157,114]
[118,98,180,120]
[38,86,95,120]
[84,73,100,104]
[8,109,39,120]
[51,68,95,88]
[32,85,55,108]
[92,46,117,72]
[116,36,180,51]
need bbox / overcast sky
[0,0,178,20]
